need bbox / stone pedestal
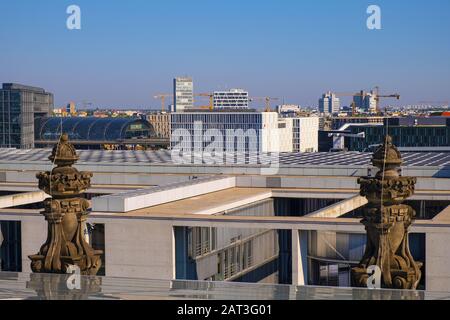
[351,136,422,289]
[29,134,102,275]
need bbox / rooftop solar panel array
[0,148,449,167]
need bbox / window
[0,221,22,272]
[188,227,217,258]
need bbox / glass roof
[35,117,154,141]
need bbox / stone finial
[352,135,421,289]
[29,134,102,275]
[49,133,79,166]
[372,135,403,179]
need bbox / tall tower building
[213,89,249,109]
[173,77,193,112]
[0,83,53,148]
[319,92,340,115]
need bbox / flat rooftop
[116,187,272,217]
[1,148,450,167]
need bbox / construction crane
[195,93,214,111]
[335,88,400,115]
[372,86,400,114]
[250,97,279,112]
[153,94,172,112]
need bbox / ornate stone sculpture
[352,135,422,289]
[29,133,102,275]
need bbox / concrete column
[425,232,450,291]
[21,217,47,273]
[292,229,308,286]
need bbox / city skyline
[1,0,449,108]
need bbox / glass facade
[307,231,426,288]
[170,112,264,151]
[35,117,155,142]
[346,125,450,151]
[0,221,22,272]
[0,83,53,148]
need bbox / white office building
[276,104,301,114]
[213,89,249,109]
[277,116,319,153]
[173,77,193,112]
[292,117,319,152]
[171,112,279,154]
[319,92,340,115]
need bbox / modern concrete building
[330,116,385,130]
[319,92,340,116]
[173,77,193,112]
[1,149,450,291]
[146,112,171,139]
[276,105,301,115]
[213,89,249,109]
[0,83,53,148]
[170,111,280,153]
[345,117,450,151]
[292,117,319,152]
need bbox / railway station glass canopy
[1,272,449,300]
[35,117,155,141]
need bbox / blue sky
[1,0,449,108]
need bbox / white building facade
[213,89,249,109]
[319,92,340,116]
[170,112,280,154]
[173,77,193,112]
[293,117,319,152]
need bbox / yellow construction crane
[153,94,172,112]
[335,88,400,115]
[372,86,400,113]
[250,97,279,112]
[195,93,214,111]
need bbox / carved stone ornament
[352,135,422,289]
[29,133,102,275]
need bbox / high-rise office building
[319,92,340,115]
[213,89,249,109]
[173,77,193,112]
[353,91,377,113]
[0,83,53,148]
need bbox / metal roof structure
[0,148,449,167]
[34,117,155,142]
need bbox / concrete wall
[425,232,450,291]
[100,218,175,279]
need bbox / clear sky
[1,0,449,108]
